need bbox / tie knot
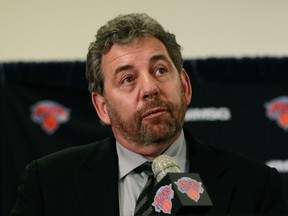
[135,161,153,176]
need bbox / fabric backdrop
[1,58,287,215]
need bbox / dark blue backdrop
[1,58,288,216]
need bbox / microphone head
[152,155,180,182]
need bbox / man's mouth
[142,107,168,120]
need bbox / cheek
[166,82,184,101]
[108,96,135,116]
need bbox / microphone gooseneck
[152,155,180,182]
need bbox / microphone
[152,154,181,182]
[147,155,213,215]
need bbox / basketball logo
[174,177,204,202]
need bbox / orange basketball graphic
[278,111,288,127]
[187,188,200,201]
[161,198,172,213]
[43,115,58,131]
[265,96,288,131]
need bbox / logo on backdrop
[264,96,288,132]
[266,159,288,174]
[30,100,71,135]
[185,107,231,121]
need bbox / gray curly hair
[86,13,183,94]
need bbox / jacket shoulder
[36,136,113,169]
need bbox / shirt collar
[116,130,187,180]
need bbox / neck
[114,130,182,159]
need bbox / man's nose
[141,74,160,100]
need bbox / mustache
[136,99,174,118]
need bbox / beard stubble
[105,91,187,146]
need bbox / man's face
[92,36,192,147]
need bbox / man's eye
[155,68,167,75]
[122,76,134,84]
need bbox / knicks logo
[30,100,71,135]
[265,96,288,131]
[152,184,174,214]
[174,177,204,202]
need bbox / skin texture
[92,36,192,159]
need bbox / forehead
[101,36,171,72]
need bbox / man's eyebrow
[150,54,171,64]
[114,64,134,75]
[113,55,170,75]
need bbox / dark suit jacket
[11,129,287,215]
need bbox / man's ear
[180,69,192,106]
[91,92,111,125]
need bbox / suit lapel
[73,137,119,216]
[185,129,235,214]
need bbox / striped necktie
[134,161,155,216]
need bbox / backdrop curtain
[1,58,287,215]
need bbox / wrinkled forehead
[101,36,171,71]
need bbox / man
[12,13,287,215]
